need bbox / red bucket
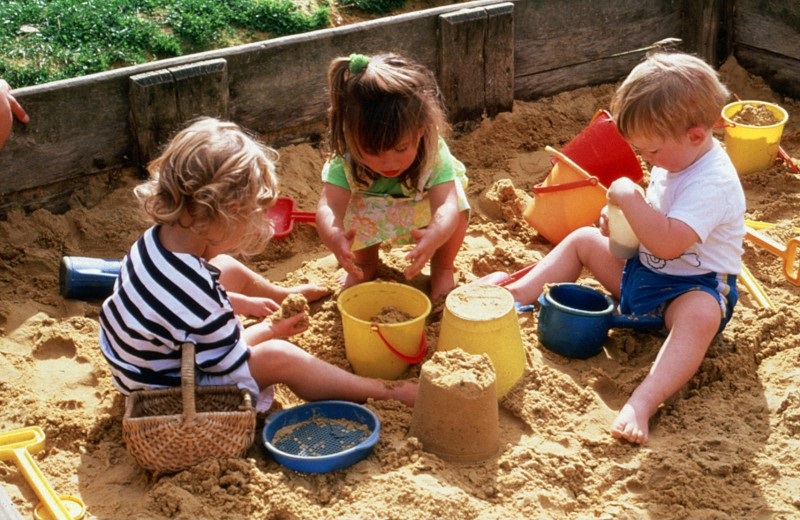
[561,109,643,187]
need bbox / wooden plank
[734,47,800,100]
[484,2,515,117]
[129,59,228,167]
[0,75,133,197]
[681,0,732,67]
[129,69,177,168]
[439,8,488,122]
[226,14,445,139]
[512,0,683,79]
[515,53,645,101]
[733,0,800,61]
[171,58,229,123]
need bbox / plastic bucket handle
[371,324,427,364]
[532,176,599,194]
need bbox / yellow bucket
[523,146,608,244]
[722,100,788,175]
[337,281,431,380]
[437,284,525,397]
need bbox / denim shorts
[619,255,738,334]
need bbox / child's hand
[268,312,310,338]
[404,227,436,279]
[243,311,309,344]
[230,294,280,318]
[598,206,610,237]
[607,178,645,207]
[334,229,364,279]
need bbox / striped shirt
[99,225,250,394]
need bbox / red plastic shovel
[268,196,316,239]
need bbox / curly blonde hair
[610,52,730,141]
[327,52,449,190]
[135,117,279,256]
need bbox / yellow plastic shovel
[0,427,85,520]
[738,262,775,310]
[745,228,800,286]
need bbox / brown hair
[327,52,448,189]
[610,52,731,141]
[135,117,279,255]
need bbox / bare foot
[337,263,377,290]
[387,380,418,408]
[611,403,649,444]
[293,283,332,303]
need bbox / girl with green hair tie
[316,52,470,305]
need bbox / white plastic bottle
[607,204,639,259]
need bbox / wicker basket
[122,342,256,473]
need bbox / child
[315,52,470,303]
[503,52,745,444]
[99,117,416,410]
[0,78,28,149]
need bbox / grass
[0,0,411,88]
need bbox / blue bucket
[537,283,662,358]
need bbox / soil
[1,56,800,519]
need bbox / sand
[1,56,799,519]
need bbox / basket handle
[370,324,427,364]
[180,342,197,421]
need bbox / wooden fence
[0,0,798,216]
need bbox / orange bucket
[523,146,608,244]
[561,109,643,186]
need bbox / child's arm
[227,293,280,318]
[316,183,362,278]
[608,178,698,258]
[243,312,309,343]
[404,180,460,279]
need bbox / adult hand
[0,79,29,149]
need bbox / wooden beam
[128,58,228,168]
[439,7,488,122]
[438,3,514,122]
[484,3,514,117]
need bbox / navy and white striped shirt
[99,226,250,394]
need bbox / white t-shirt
[639,139,745,276]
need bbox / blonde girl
[99,117,416,410]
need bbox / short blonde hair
[327,52,448,189]
[610,52,730,141]
[135,117,279,255]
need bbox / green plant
[338,0,406,14]
[0,0,332,88]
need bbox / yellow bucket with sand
[523,146,608,244]
[722,100,788,175]
[337,281,431,380]
[437,284,525,397]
